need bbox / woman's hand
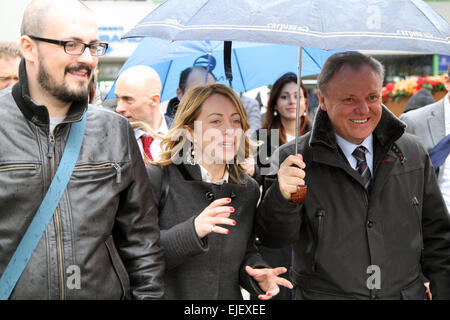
[194,197,236,238]
[245,266,294,300]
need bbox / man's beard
[38,58,92,103]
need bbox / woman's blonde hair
[153,83,256,184]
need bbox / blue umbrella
[107,37,341,102]
[123,0,450,55]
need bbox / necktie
[429,134,450,172]
[140,136,154,161]
[352,146,371,188]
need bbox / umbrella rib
[232,49,247,93]
[302,48,321,71]
[161,60,173,98]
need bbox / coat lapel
[427,101,445,146]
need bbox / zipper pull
[113,163,122,184]
[48,135,55,158]
[315,209,325,218]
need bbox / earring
[187,142,198,165]
[273,110,278,117]
[303,112,307,117]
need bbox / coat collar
[178,162,248,185]
[11,58,87,129]
[309,106,406,152]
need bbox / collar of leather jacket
[11,58,88,128]
[309,105,406,152]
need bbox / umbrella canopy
[123,0,450,55]
[107,37,341,101]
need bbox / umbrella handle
[291,184,307,205]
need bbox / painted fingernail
[267,292,271,296]
[226,229,230,234]
[258,295,263,299]
[227,198,231,202]
[230,207,235,212]
[232,220,236,225]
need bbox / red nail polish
[232,221,236,225]
[227,198,232,202]
[230,207,234,212]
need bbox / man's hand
[245,266,294,300]
[278,154,306,201]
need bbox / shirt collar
[158,114,169,135]
[199,164,229,185]
[335,133,374,159]
[133,112,169,139]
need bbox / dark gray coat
[257,107,450,300]
[146,163,269,299]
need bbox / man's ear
[444,72,450,92]
[20,35,38,64]
[317,90,327,111]
[151,93,161,106]
[176,88,183,101]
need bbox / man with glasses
[0,42,21,90]
[0,0,164,299]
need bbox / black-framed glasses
[28,35,109,56]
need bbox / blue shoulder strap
[0,113,87,300]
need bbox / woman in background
[254,72,312,300]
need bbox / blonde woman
[147,83,292,299]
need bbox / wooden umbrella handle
[291,184,307,205]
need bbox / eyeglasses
[28,35,109,57]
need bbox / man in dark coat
[256,51,450,300]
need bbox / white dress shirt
[335,133,374,175]
[199,164,229,185]
[134,113,169,161]
[438,93,450,210]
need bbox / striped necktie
[352,146,371,188]
[140,136,154,161]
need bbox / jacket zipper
[0,164,37,172]
[48,133,65,300]
[412,196,424,264]
[312,209,325,272]
[73,163,122,184]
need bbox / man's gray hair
[318,51,385,97]
[0,42,22,59]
